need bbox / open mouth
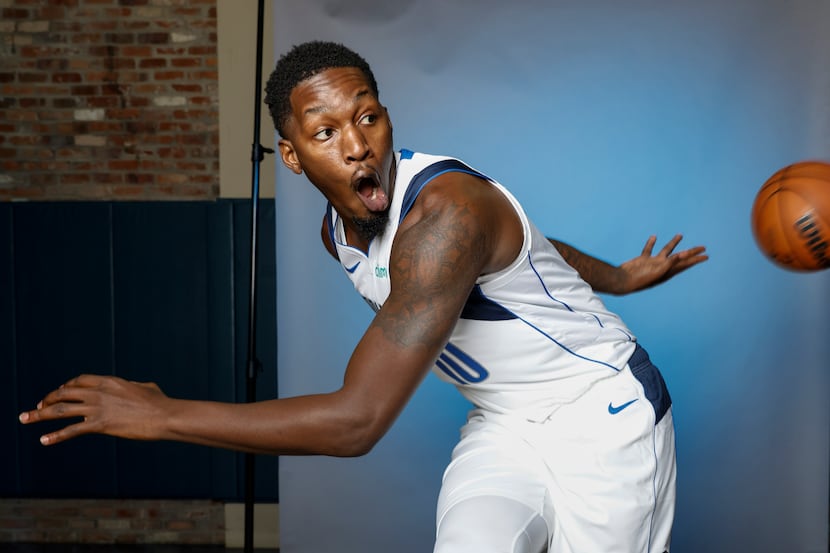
[354,174,389,213]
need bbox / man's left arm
[549,234,708,295]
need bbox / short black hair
[265,41,379,138]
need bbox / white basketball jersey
[327,150,638,421]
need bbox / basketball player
[20,41,708,552]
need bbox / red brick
[2,9,30,19]
[125,173,154,184]
[107,108,141,119]
[20,97,47,108]
[170,57,201,68]
[139,58,166,69]
[137,32,169,44]
[171,83,201,92]
[88,45,118,56]
[87,21,118,31]
[123,20,152,30]
[187,45,215,55]
[153,70,184,80]
[60,173,91,184]
[104,33,135,44]
[71,33,103,44]
[108,58,137,69]
[71,85,99,95]
[19,73,49,83]
[52,97,78,108]
[53,72,83,83]
[109,159,139,170]
[157,47,186,55]
[122,45,152,56]
[51,20,83,32]
[3,0,219,201]
[38,6,66,19]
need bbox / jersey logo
[436,343,489,384]
[608,399,638,414]
[374,266,388,278]
[345,261,360,274]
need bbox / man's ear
[278,139,303,175]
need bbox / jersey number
[436,343,489,384]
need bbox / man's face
[278,67,395,244]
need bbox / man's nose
[343,125,369,162]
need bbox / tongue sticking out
[357,178,389,212]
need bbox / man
[20,41,707,552]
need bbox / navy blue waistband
[628,344,672,424]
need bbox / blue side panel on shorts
[628,344,672,424]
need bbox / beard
[352,210,390,242]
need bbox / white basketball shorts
[434,345,676,553]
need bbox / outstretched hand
[619,234,708,293]
[18,374,170,446]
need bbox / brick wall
[0,0,219,200]
[0,498,224,544]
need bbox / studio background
[273,1,830,552]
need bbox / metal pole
[244,1,273,551]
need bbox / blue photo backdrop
[272,1,830,551]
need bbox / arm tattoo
[373,201,485,349]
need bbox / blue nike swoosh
[608,399,638,414]
[345,262,360,273]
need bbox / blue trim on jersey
[325,202,337,247]
[530,259,602,327]
[399,160,492,223]
[527,250,634,342]
[628,344,672,424]
[400,148,414,159]
[513,310,622,372]
[460,285,517,321]
[473,253,626,373]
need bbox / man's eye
[359,114,377,125]
[314,129,334,140]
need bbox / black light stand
[244,1,273,552]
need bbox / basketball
[750,160,830,272]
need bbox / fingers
[19,396,96,446]
[673,245,708,260]
[38,421,90,446]
[666,247,709,276]
[20,392,91,422]
[640,235,657,255]
[18,374,108,445]
[657,234,683,257]
[37,377,101,409]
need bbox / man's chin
[352,211,389,242]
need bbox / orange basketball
[751,160,830,272]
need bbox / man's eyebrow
[303,89,372,117]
